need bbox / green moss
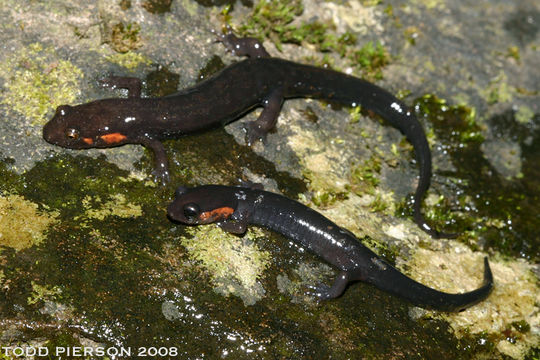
[0,158,23,194]
[410,193,475,240]
[368,192,389,213]
[511,320,531,333]
[0,43,84,125]
[411,95,540,261]
[348,105,362,124]
[0,195,57,251]
[238,0,304,51]
[394,95,484,236]
[105,51,152,70]
[347,156,396,214]
[22,154,132,215]
[351,41,389,79]
[299,166,348,210]
[482,72,514,104]
[311,189,348,208]
[109,22,142,53]
[349,155,382,195]
[180,225,271,305]
[506,46,520,61]
[414,94,483,144]
[362,236,397,264]
[515,105,534,124]
[238,0,389,79]
[78,193,142,222]
[27,281,61,305]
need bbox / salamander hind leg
[139,137,170,185]
[306,271,350,300]
[218,219,248,235]
[214,27,270,58]
[247,88,284,145]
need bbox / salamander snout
[43,105,75,146]
[167,199,201,225]
[43,116,64,145]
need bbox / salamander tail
[413,198,459,239]
[364,257,493,312]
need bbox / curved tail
[299,66,458,238]
[363,257,493,312]
[382,98,458,239]
[412,149,458,239]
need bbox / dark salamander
[44,32,451,238]
[167,184,493,312]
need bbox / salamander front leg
[218,220,248,235]
[214,28,270,58]
[218,205,251,235]
[99,76,142,98]
[306,270,350,300]
[247,88,284,145]
[139,138,170,185]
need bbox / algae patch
[482,72,514,104]
[515,105,534,125]
[107,22,142,53]
[0,43,83,125]
[406,246,539,360]
[180,226,271,305]
[105,52,152,71]
[27,281,62,306]
[80,193,143,221]
[0,194,57,250]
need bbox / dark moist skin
[43,32,451,238]
[167,184,493,312]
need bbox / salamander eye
[65,128,80,140]
[183,203,200,222]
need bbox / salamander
[167,184,493,312]
[43,32,451,238]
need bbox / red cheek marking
[100,133,127,144]
[199,207,234,222]
[82,137,93,145]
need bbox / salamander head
[167,185,237,225]
[43,102,129,149]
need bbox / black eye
[183,203,200,221]
[65,128,79,139]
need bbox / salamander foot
[213,26,270,58]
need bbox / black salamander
[44,32,453,238]
[167,184,493,312]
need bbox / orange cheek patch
[199,207,234,222]
[82,137,93,145]
[100,133,127,144]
